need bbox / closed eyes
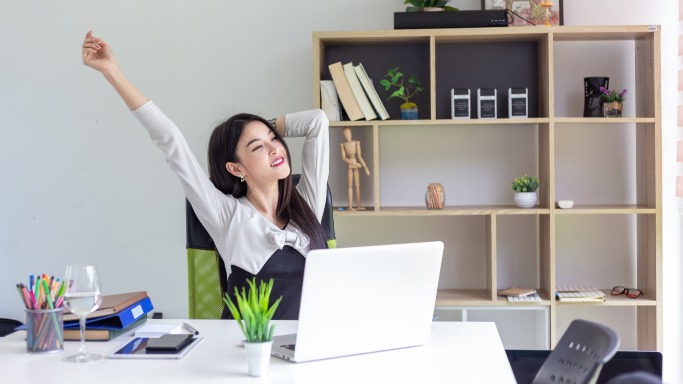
[250,135,279,152]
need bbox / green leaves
[512,175,540,193]
[223,278,283,343]
[382,67,423,103]
[403,0,451,7]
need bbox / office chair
[531,319,620,384]
[186,175,336,319]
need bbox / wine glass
[63,264,102,362]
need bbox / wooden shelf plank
[329,118,550,128]
[555,117,656,124]
[555,289,657,306]
[554,205,656,214]
[436,289,552,307]
[333,206,551,217]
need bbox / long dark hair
[207,113,327,250]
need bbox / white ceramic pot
[514,191,538,208]
[244,341,273,377]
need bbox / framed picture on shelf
[482,0,564,26]
[481,0,507,10]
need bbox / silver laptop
[271,241,444,363]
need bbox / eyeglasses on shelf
[611,286,644,299]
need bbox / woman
[81,31,329,319]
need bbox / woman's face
[230,121,289,186]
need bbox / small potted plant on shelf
[512,174,540,208]
[223,278,282,377]
[381,66,424,120]
[599,86,627,118]
[404,0,458,12]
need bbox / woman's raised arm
[82,30,148,111]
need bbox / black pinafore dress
[222,245,305,320]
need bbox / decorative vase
[602,101,622,118]
[421,7,444,12]
[400,102,418,120]
[514,192,538,208]
[244,341,273,377]
[583,77,609,117]
[425,183,445,209]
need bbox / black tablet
[106,335,203,360]
[145,334,194,353]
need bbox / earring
[238,174,245,183]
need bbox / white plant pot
[244,341,273,377]
[514,191,538,208]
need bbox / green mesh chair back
[186,176,336,319]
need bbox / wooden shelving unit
[312,25,661,351]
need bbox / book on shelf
[507,292,541,302]
[320,80,341,122]
[64,291,149,321]
[353,63,390,120]
[328,62,364,121]
[555,286,606,302]
[63,315,147,342]
[342,62,377,121]
[499,287,537,297]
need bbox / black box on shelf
[451,89,471,119]
[394,10,508,30]
[477,88,497,119]
[508,88,528,118]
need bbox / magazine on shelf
[555,286,606,302]
[507,292,541,302]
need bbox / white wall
[1,0,679,382]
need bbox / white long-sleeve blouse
[132,101,329,276]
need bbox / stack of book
[555,286,606,302]
[500,287,541,302]
[63,291,153,341]
[324,61,390,122]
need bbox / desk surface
[0,320,515,383]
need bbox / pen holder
[25,308,64,354]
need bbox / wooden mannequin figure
[340,127,370,211]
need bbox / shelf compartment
[554,123,640,206]
[376,124,542,208]
[552,32,657,119]
[319,42,431,120]
[556,305,657,350]
[496,215,543,299]
[435,40,546,119]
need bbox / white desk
[0,320,516,383]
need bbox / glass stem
[79,316,87,358]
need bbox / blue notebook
[64,296,154,330]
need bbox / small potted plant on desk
[223,278,282,377]
[381,66,424,120]
[512,174,540,208]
